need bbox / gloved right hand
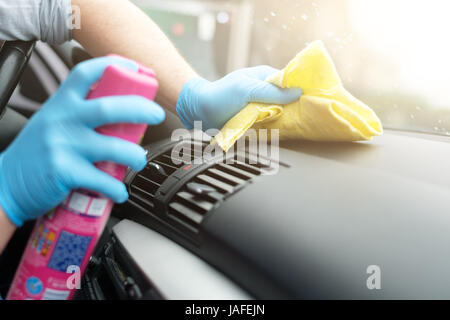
[176,66,303,130]
[0,57,165,227]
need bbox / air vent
[129,173,159,209]
[167,156,264,232]
[169,141,208,164]
[128,142,207,211]
[128,140,279,233]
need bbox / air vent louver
[167,156,265,232]
[128,142,206,210]
[128,140,276,233]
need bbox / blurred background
[132,0,450,135]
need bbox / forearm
[72,0,198,113]
[0,205,17,255]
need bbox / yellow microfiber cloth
[212,40,383,152]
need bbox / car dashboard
[77,129,450,299]
[1,40,449,301]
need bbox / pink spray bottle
[7,56,159,300]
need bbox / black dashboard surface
[119,130,450,299]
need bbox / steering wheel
[0,41,35,116]
[0,41,35,151]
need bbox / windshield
[137,0,450,135]
[251,0,450,136]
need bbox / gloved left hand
[0,56,165,227]
[176,66,303,130]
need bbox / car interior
[1,0,450,300]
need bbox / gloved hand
[0,57,165,227]
[176,66,303,130]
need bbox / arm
[70,0,302,130]
[0,0,302,131]
[71,0,197,114]
[0,205,16,255]
[0,0,301,130]
[0,0,195,114]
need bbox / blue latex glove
[176,66,303,130]
[0,57,165,227]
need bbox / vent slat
[176,191,215,212]
[231,160,262,176]
[130,186,155,209]
[196,174,234,194]
[140,166,165,185]
[133,175,160,195]
[206,168,245,186]
[131,185,155,199]
[169,142,205,161]
[161,154,185,168]
[167,150,196,164]
[189,181,225,202]
[164,152,193,166]
[216,163,255,180]
[152,159,178,175]
[154,154,181,167]
[169,202,204,225]
[236,153,271,169]
[178,147,203,159]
